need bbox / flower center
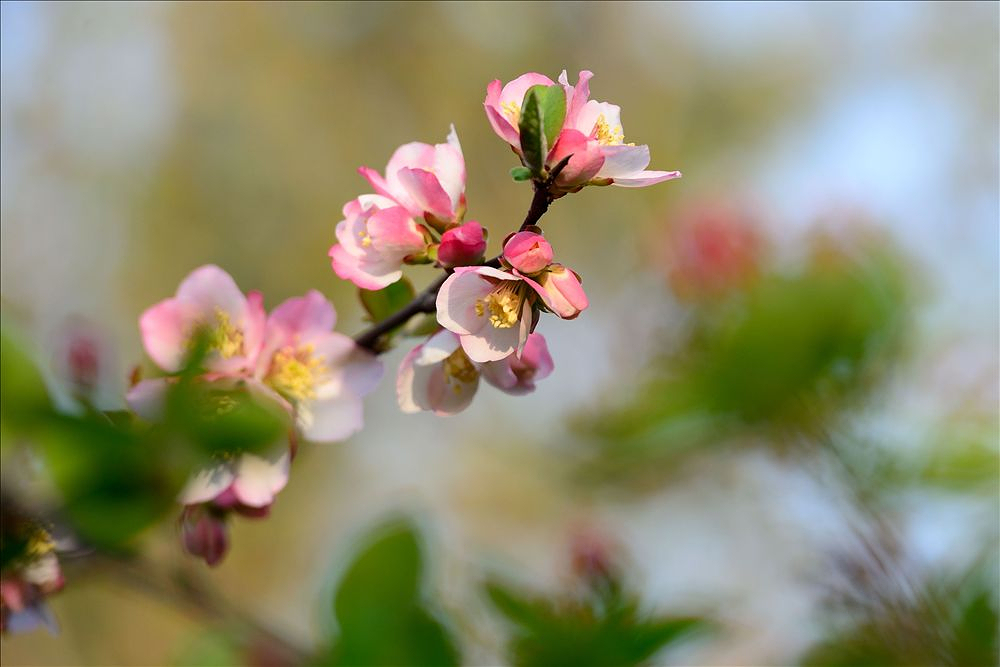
[268,344,327,402]
[442,348,478,393]
[594,113,632,146]
[475,282,526,329]
[357,229,373,248]
[208,308,244,359]
[501,101,521,126]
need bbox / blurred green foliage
[575,236,911,487]
[486,571,704,666]
[0,323,288,551]
[802,563,999,667]
[320,518,459,666]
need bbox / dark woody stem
[352,155,573,354]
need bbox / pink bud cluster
[132,265,382,565]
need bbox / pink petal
[459,324,520,363]
[230,451,290,507]
[596,144,651,179]
[435,268,495,335]
[178,463,236,505]
[611,170,683,188]
[548,129,605,187]
[300,395,364,442]
[367,206,425,257]
[139,298,196,372]
[125,378,170,420]
[175,265,246,317]
[328,244,403,290]
[267,290,337,344]
[396,167,455,221]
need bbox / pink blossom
[484,72,556,149]
[484,70,681,190]
[358,126,467,223]
[437,221,487,268]
[396,330,480,416]
[478,333,554,395]
[139,265,266,375]
[178,446,292,511]
[555,70,681,188]
[180,506,229,567]
[436,262,587,363]
[396,331,555,415]
[329,194,428,290]
[255,290,383,442]
[435,266,535,362]
[502,231,553,275]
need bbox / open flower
[484,72,556,150]
[554,70,681,188]
[397,330,554,415]
[484,70,681,190]
[329,194,428,290]
[478,332,554,395]
[435,256,585,363]
[359,126,467,224]
[397,330,480,416]
[255,290,383,442]
[139,265,266,375]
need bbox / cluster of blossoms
[130,265,382,565]
[104,69,679,573]
[0,522,64,634]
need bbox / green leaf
[535,84,566,148]
[359,278,415,325]
[518,88,545,175]
[326,518,459,666]
[510,166,533,182]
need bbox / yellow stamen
[475,282,525,329]
[594,113,633,146]
[501,101,521,125]
[358,229,372,248]
[268,344,327,402]
[209,308,244,358]
[26,529,55,558]
[442,348,478,393]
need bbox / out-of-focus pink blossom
[180,506,229,567]
[359,126,467,223]
[255,290,383,442]
[478,333,554,395]
[503,231,553,275]
[0,530,64,635]
[438,221,487,268]
[397,330,480,416]
[662,204,763,299]
[139,265,266,375]
[329,195,428,290]
[397,331,555,415]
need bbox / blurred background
[1,1,997,665]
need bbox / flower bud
[180,506,229,567]
[437,221,487,268]
[503,231,553,275]
[537,264,588,319]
